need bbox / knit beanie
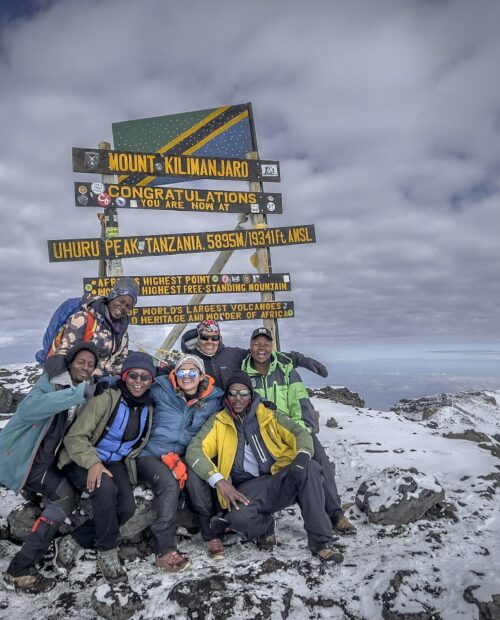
[225,370,253,395]
[64,341,99,369]
[121,351,156,378]
[107,277,139,307]
[174,354,205,374]
[196,319,220,335]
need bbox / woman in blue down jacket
[137,354,223,574]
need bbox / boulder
[355,467,445,526]
[5,491,199,549]
[308,386,365,407]
[91,583,143,620]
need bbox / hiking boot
[97,549,128,584]
[155,550,191,573]
[334,515,357,536]
[205,538,225,560]
[313,544,344,564]
[4,569,55,593]
[54,534,80,575]
[209,514,230,538]
[256,532,277,551]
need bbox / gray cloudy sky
[1,0,499,370]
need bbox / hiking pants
[7,465,77,576]
[185,466,221,542]
[228,459,334,552]
[65,461,135,552]
[137,456,180,555]
[312,435,344,525]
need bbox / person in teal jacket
[1,342,98,594]
[241,328,357,536]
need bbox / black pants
[189,460,334,552]
[312,435,343,525]
[137,456,180,555]
[65,461,135,552]
[185,466,221,542]
[8,465,77,576]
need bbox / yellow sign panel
[83,273,291,297]
[48,225,315,262]
[129,301,295,326]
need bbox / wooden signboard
[48,225,315,262]
[129,301,294,326]
[73,147,280,182]
[83,273,291,297]
[74,182,282,215]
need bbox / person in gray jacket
[2,342,98,593]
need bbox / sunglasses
[227,389,251,398]
[199,334,220,342]
[127,371,152,382]
[176,369,200,379]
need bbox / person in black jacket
[179,320,328,390]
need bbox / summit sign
[73,147,280,182]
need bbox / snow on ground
[0,381,499,619]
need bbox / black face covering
[117,379,153,407]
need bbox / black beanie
[64,341,99,369]
[225,370,253,395]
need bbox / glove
[289,451,311,482]
[84,382,97,399]
[294,352,328,378]
[95,375,117,395]
[161,452,188,489]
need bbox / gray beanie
[174,354,205,374]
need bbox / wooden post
[156,212,248,357]
[247,151,281,350]
[99,141,123,278]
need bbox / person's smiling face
[107,294,134,320]
[125,368,153,397]
[176,363,202,396]
[197,331,220,356]
[250,336,273,365]
[69,350,96,383]
[226,382,252,415]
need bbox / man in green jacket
[241,328,356,535]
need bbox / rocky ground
[0,365,499,619]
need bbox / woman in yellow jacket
[185,371,343,563]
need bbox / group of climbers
[0,280,356,594]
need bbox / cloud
[0,0,499,366]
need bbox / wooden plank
[72,147,280,182]
[129,301,294,326]
[83,273,291,297]
[74,182,282,215]
[47,225,315,262]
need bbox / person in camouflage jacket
[51,278,139,378]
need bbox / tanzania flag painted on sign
[112,103,256,186]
